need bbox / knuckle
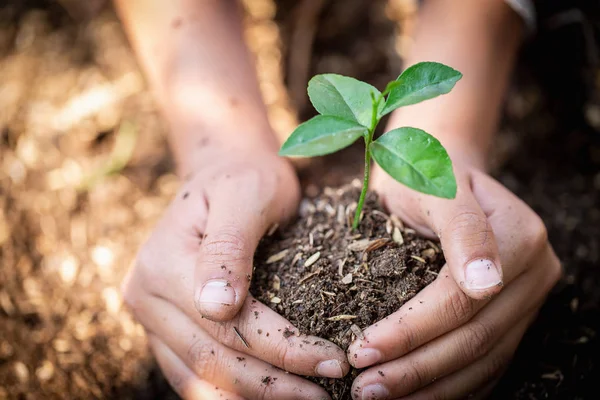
[482,352,509,383]
[404,362,427,391]
[524,214,549,253]
[201,228,248,262]
[274,337,293,371]
[401,322,420,353]
[444,289,475,324]
[548,256,563,285]
[186,339,217,379]
[462,320,495,360]
[445,209,492,248]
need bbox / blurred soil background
[0,0,599,399]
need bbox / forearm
[114,0,277,176]
[387,0,524,169]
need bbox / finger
[149,334,246,400]
[396,312,535,400]
[147,279,350,378]
[143,295,332,400]
[415,173,503,299]
[198,296,350,378]
[351,252,556,399]
[347,213,561,369]
[194,175,272,321]
[471,170,552,285]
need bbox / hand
[122,147,349,400]
[347,161,562,400]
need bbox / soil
[251,184,444,399]
[0,0,599,400]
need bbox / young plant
[279,62,462,229]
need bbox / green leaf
[308,74,384,128]
[381,62,462,116]
[370,127,457,198]
[279,115,368,157]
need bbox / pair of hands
[122,141,561,400]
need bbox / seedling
[279,62,462,229]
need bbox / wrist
[168,119,280,179]
[385,110,488,171]
[163,87,280,177]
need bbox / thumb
[420,177,503,299]
[194,186,268,321]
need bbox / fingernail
[464,259,502,290]
[196,280,235,309]
[352,348,382,369]
[362,383,389,400]
[316,359,344,378]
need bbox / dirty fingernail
[352,348,382,369]
[464,259,502,290]
[196,280,235,313]
[316,359,344,378]
[362,383,389,400]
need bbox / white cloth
[505,0,536,33]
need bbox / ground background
[0,0,599,399]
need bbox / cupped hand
[347,161,562,400]
[122,147,349,400]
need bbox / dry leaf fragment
[233,326,251,349]
[270,297,282,304]
[426,240,440,252]
[326,315,357,321]
[272,275,281,291]
[304,251,321,267]
[266,249,288,264]
[267,223,279,236]
[291,252,303,266]
[341,273,353,284]
[350,324,365,340]
[390,214,404,229]
[337,205,345,225]
[298,268,323,284]
[393,227,404,245]
[411,255,426,263]
[338,258,346,277]
[365,238,389,253]
[348,239,372,251]
[421,248,436,258]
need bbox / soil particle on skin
[251,183,444,398]
[283,327,296,339]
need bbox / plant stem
[353,135,372,229]
[353,93,381,229]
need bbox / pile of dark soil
[252,184,444,398]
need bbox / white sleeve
[504,0,536,34]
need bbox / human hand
[122,147,349,400]
[347,161,562,400]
